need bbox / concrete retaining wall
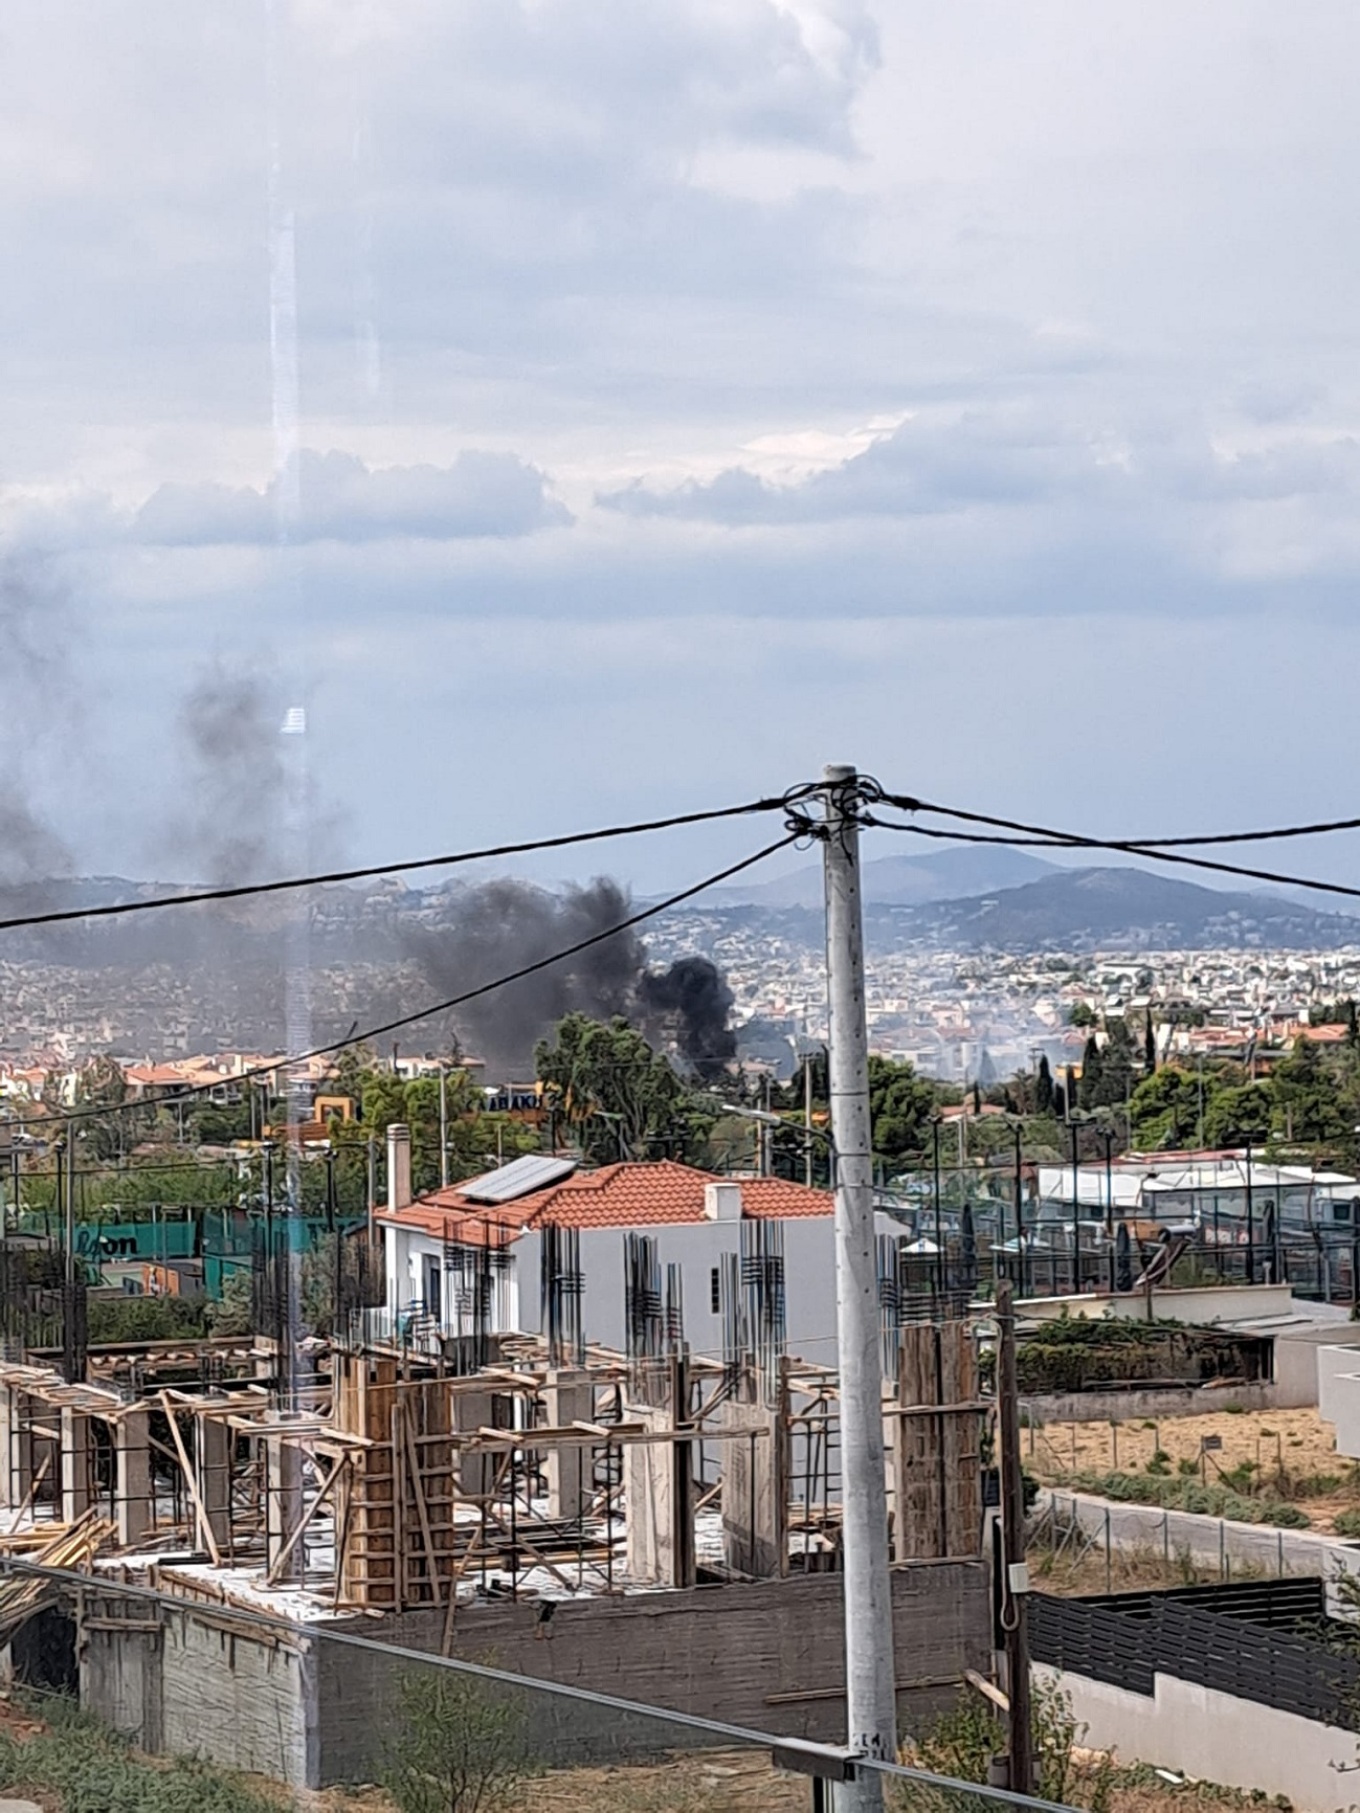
[80,1562,990,1790]
[315,1561,989,1785]
[82,1602,316,1788]
[1023,1382,1278,1425]
[1034,1662,1359,1813]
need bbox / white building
[375,1127,910,1366]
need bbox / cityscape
[6,7,1360,1813]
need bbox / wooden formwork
[889,1320,985,1561]
[330,1352,458,1610]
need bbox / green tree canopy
[535,1014,714,1164]
[1129,1066,1202,1150]
[867,1056,939,1163]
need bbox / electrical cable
[36,831,799,1133]
[0,795,791,934]
[871,795,1360,905]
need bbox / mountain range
[897,864,1360,951]
[709,844,1060,908]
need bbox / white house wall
[516,1214,902,1365]
[1033,1663,1360,1813]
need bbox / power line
[38,832,799,1133]
[872,796,1360,905]
[879,795,1360,850]
[0,796,792,934]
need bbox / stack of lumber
[0,1511,114,1643]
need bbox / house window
[423,1256,442,1317]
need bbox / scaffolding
[0,1266,988,1627]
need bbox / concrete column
[197,1416,232,1553]
[115,1409,152,1546]
[450,1388,497,1498]
[0,1385,33,1510]
[622,1403,695,1589]
[265,1434,304,1579]
[541,1372,593,1522]
[60,1407,93,1523]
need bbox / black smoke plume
[404,879,736,1080]
[0,561,73,891]
[167,663,288,884]
[638,956,736,1081]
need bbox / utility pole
[438,1064,450,1190]
[821,764,896,1806]
[995,1281,1034,1794]
[366,1135,376,1244]
[804,1054,814,1189]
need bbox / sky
[4,1,1360,899]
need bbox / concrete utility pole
[995,1281,1034,1793]
[821,764,896,1807]
[439,1064,450,1191]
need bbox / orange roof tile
[377,1160,833,1245]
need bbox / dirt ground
[1025,1403,1360,1530]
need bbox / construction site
[0,1192,993,1789]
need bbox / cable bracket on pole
[784,774,884,841]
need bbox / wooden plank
[158,1392,222,1567]
[402,1404,443,1609]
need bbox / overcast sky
[5,1,1360,896]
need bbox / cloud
[130,448,571,546]
[596,411,1360,528]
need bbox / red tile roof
[377,1160,833,1246]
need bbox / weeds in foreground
[0,1691,278,1813]
[904,1680,1115,1813]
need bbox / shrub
[1067,1470,1310,1528]
[1287,1473,1343,1500]
[1334,1508,1360,1538]
[87,1295,208,1345]
[383,1669,532,1813]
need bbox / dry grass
[1029,1538,1228,1598]
[1026,1404,1360,1530]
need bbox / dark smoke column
[638,957,736,1081]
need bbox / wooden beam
[158,1391,222,1568]
[265,1453,349,1587]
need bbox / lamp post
[932,1115,944,1299]
[1244,1139,1256,1286]
[1098,1124,1116,1292]
[1008,1118,1025,1297]
[1070,1115,1083,1293]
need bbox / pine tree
[1144,1013,1156,1073]
[1079,1035,1104,1110]
[1035,1055,1054,1116]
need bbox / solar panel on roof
[461,1153,578,1204]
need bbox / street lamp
[931,1115,944,1300]
[1007,1118,1026,1298]
[1069,1113,1084,1292]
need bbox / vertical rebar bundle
[741,1219,786,1402]
[540,1223,585,1369]
[876,1233,902,1379]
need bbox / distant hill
[906,865,1360,951]
[709,844,1059,909]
